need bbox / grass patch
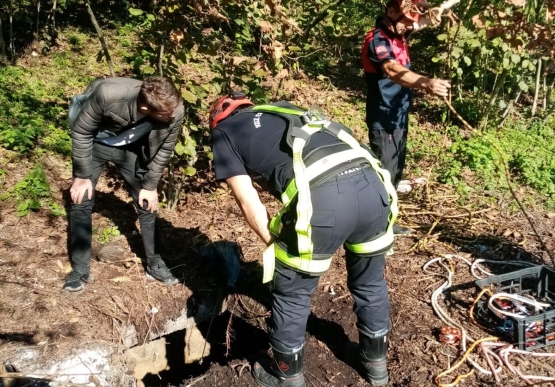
[0,165,65,217]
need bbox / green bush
[435,119,555,208]
[0,165,65,217]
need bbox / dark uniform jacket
[361,23,413,130]
[71,77,184,190]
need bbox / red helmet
[209,91,254,129]
[388,0,421,23]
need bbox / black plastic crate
[475,265,555,351]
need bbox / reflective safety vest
[250,104,399,283]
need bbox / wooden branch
[9,0,14,64]
[0,17,7,64]
[302,0,347,39]
[500,88,521,127]
[37,0,41,37]
[46,0,58,31]
[158,42,164,76]
[84,0,115,77]
[481,68,508,129]
[531,57,542,116]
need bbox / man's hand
[139,189,159,213]
[427,7,444,26]
[226,175,274,245]
[426,78,451,97]
[70,178,93,204]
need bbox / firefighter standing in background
[362,0,451,235]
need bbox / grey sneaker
[146,260,180,285]
[63,270,90,292]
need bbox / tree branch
[84,0,115,77]
[302,0,347,39]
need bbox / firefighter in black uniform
[209,92,399,387]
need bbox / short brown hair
[138,76,181,112]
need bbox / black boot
[345,331,388,386]
[253,342,306,387]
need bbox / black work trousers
[69,142,161,272]
[269,167,391,349]
[369,127,408,188]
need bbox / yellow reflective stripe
[345,230,395,254]
[281,178,297,205]
[262,244,276,283]
[269,210,285,236]
[292,136,313,262]
[253,105,305,116]
[275,244,332,273]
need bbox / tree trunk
[52,0,57,30]
[546,76,555,109]
[481,68,508,129]
[542,65,548,110]
[0,17,7,64]
[158,42,164,76]
[9,0,14,64]
[500,89,521,127]
[531,58,542,116]
[46,0,58,30]
[84,0,115,77]
[37,0,41,37]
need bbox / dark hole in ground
[142,311,268,387]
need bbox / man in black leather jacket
[65,76,184,292]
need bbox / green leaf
[511,54,521,64]
[129,8,144,16]
[288,45,301,52]
[253,68,267,77]
[503,58,510,69]
[437,34,448,41]
[498,100,507,109]
[184,166,196,176]
[517,81,528,92]
[451,47,463,59]
[142,66,155,75]
[182,89,198,104]
[463,56,472,66]
[522,59,530,69]
[174,142,185,156]
[17,202,29,212]
[501,43,509,52]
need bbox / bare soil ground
[2,143,555,387]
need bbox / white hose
[424,255,555,381]
[488,293,551,319]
